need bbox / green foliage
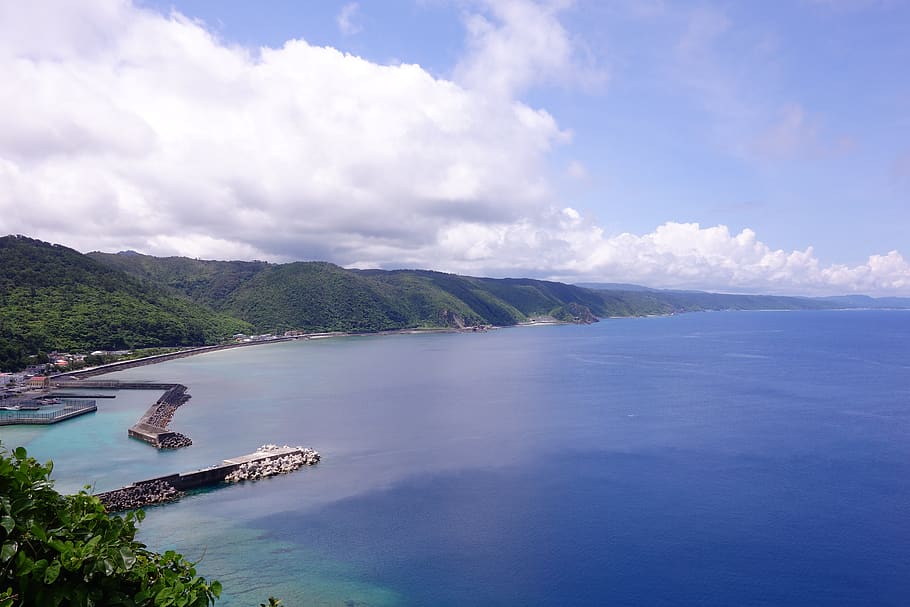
[0,443,221,606]
[89,253,614,333]
[0,236,252,371]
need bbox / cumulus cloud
[0,0,564,259]
[0,0,907,296]
[418,218,910,295]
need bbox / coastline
[51,325,494,380]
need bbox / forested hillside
[90,249,844,335]
[89,252,611,333]
[1,235,861,372]
[0,236,251,370]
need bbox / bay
[3,310,909,605]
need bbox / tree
[0,443,221,606]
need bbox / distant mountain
[582,284,844,313]
[574,282,655,292]
[815,295,910,309]
[0,236,251,371]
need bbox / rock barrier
[97,479,182,511]
[225,444,320,482]
[159,432,193,449]
[128,384,194,449]
[97,445,320,511]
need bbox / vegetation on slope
[90,253,612,333]
[0,236,865,372]
[0,236,251,370]
[86,252,269,310]
[88,248,848,336]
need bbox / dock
[95,445,320,511]
[0,399,97,425]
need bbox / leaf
[0,515,13,534]
[44,560,61,584]
[119,547,136,570]
[0,541,17,563]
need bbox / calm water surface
[3,311,909,605]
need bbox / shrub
[0,443,221,606]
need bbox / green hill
[87,249,845,337]
[88,252,608,333]
[0,236,251,370]
[89,253,624,332]
[0,235,855,371]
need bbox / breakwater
[52,380,195,449]
[127,384,193,449]
[52,337,304,381]
[96,445,320,511]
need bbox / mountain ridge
[2,234,902,371]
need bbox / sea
[2,310,909,606]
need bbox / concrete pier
[95,446,319,511]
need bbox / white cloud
[454,0,605,98]
[428,220,910,295]
[336,2,363,36]
[0,0,565,261]
[0,1,907,296]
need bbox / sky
[0,0,908,295]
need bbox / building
[27,376,49,389]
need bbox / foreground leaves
[0,442,221,606]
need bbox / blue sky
[1,0,908,294]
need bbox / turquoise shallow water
[2,310,909,605]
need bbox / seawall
[53,337,303,380]
[96,446,319,511]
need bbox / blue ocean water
[2,310,909,605]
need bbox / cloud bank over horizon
[0,0,908,296]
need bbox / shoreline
[51,325,496,380]
[45,307,881,381]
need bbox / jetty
[52,380,194,449]
[95,445,320,511]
